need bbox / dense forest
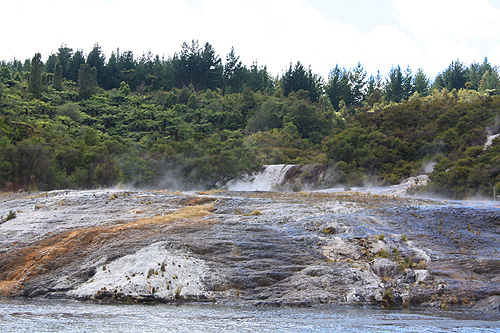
[1,41,500,198]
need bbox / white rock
[414,269,429,283]
[69,243,211,300]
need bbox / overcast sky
[3,0,500,79]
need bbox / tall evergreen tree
[385,65,403,103]
[402,66,414,100]
[78,64,97,99]
[87,44,106,88]
[67,50,86,82]
[118,50,136,87]
[282,61,321,102]
[413,68,430,96]
[350,62,366,106]
[56,45,73,79]
[44,54,58,74]
[173,40,223,91]
[365,71,383,106]
[53,58,63,91]
[152,55,172,91]
[246,62,272,92]
[135,51,155,92]
[467,62,482,90]
[46,45,73,78]
[325,65,351,108]
[28,53,45,98]
[434,60,468,91]
[103,51,121,90]
[199,42,223,90]
[223,47,246,93]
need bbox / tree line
[1,41,500,198]
[2,41,499,106]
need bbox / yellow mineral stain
[0,203,215,296]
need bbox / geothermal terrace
[0,185,499,316]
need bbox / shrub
[376,249,389,258]
[6,210,16,221]
[1,210,17,223]
[252,209,263,216]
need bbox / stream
[0,299,499,332]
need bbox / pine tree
[366,71,383,106]
[68,50,86,83]
[246,62,272,93]
[173,40,223,91]
[87,43,106,87]
[325,65,351,108]
[223,47,245,93]
[434,60,467,91]
[53,58,63,91]
[56,45,73,79]
[350,62,366,106]
[402,66,414,100]
[28,53,45,98]
[103,51,121,89]
[282,61,322,102]
[385,66,403,102]
[78,64,97,99]
[413,69,430,96]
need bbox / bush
[1,210,16,223]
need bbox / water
[0,299,499,333]
[227,164,296,191]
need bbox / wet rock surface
[0,189,499,316]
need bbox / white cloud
[358,25,424,76]
[2,0,499,80]
[392,0,500,39]
[391,0,500,75]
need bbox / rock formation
[0,189,499,315]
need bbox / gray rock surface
[0,189,499,317]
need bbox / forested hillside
[1,42,500,198]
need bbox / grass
[382,290,395,308]
[250,209,263,216]
[323,227,336,234]
[376,249,389,258]
[0,210,17,223]
[393,248,400,260]
[132,203,215,227]
[174,284,183,299]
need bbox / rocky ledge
[0,189,499,315]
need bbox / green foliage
[223,47,246,93]
[282,61,322,103]
[0,210,17,223]
[78,64,98,99]
[413,68,430,96]
[325,63,366,109]
[174,40,223,91]
[385,65,403,103]
[326,65,352,109]
[434,60,468,91]
[323,91,500,196]
[1,43,500,197]
[53,58,63,91]
[28,53,45,98]
[376,248,389,258]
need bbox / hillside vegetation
[1,42,500,198]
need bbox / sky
[3,0,500,79]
